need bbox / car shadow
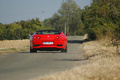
[20,51,62,54]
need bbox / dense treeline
[0,0,120,40]
[82,0,120,40]
[0,18,53,40]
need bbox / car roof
[36,30,61,32]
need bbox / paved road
[0,36,86,80]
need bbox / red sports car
[29,30,67,53]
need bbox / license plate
[43,42,53,44]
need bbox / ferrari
[29,30,67,53]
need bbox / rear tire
[61,46,67,53]
[30,47,37,53]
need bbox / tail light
[56,36,63,39]
[56,36,59,39]
[33,36,37,39]
[60,36,63,39]
[33,36,40,39]
[38,36,40,39]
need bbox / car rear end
[30,30,67,52]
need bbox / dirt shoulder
[32,40,120,80]
[0,39,29,55]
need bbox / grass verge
[0,39,29,55]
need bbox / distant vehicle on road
[29,30,67,53]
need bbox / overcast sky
[0,0,92,24]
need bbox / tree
[0,23,6,40]
[82,0,120,40]
[5,23,22,40]
[44,0,84,35]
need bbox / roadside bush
[0,18,43,40]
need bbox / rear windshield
[36,30,61,35]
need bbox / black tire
[61,46,67,53]
[30,47,37,53]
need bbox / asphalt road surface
[0,36,87,80]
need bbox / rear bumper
[33,45,64,49]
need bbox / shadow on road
[68,39,89,44]
[54,58,88,62]
[68,40,83,44]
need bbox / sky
[0,0,92,24]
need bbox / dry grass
[0,39,29,55]
[32,40,120,80]
[33,57,120,80]
[82,40,120,60]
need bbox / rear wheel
[61,46,67,53]
[30,47,37,53]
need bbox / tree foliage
[44,0,84,35]
[82,0,120,40]
[0,18,44,40]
